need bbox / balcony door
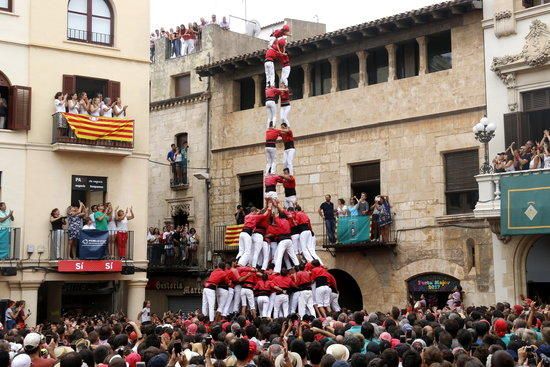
[526,236,550,304]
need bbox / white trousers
[298,290,316,317]
[299,230,313,262]
[240,287,256,310]
[238,232,252,266]
[257,295,270,317]
[283,148,296,175]
[232,285,242,313]
[331,292,341,312]
[284,195,297,209]
[315,285,331,307]
[265,147,277,174]
[291,233,301,255]
[251,233,264,268]
[222,287,234,316]
[289,292,299,314]
[0,116,6,129]
[216,287,229,313]
[186,39,195,54]
[280,65,291,86]
[266,100,277,128]
[267,292,276,317]
[202,288,216,321]
[270,242,278,263]
[264,61,275,87]
[274,293,289,318]
[309,234,322,264]
[261,241,270,270]
[280,105,291,126]
[274,239,299,273]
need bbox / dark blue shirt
[167,150,176,162]
[320,202,335,220]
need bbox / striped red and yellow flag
[224,224,244,247]
[62,113,134,142]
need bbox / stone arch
[328,268,363,311]
[512,235,548,301]
[0,70,11,87]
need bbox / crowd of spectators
[492,131,550,172]
[319,194,393,245]
[147,224,199,267]
[0,298,548,367]
[150,15,230,61]
[50,201,135,260]
[54,92,128,118]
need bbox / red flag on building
[224,224,244,246]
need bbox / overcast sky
[151,0,443,33]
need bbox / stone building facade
[474,0,550,305]
[197,1,497,310]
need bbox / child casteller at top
[264,25,291,88]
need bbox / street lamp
[473,116,496,174]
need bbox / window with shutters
[367,47,389,85]
[444,150,479,215]
[310,60,332,96]
[0,0,12,12]
[237,77,255,111]
[427,31,452,73]
[173,74,191,98]
[62,75,120,102]
[239,172,264,211]
[67,0,114,46]
[0,70,32,131]
[396,40,419,79]
[337,54,359,91]
[350,161,381,207]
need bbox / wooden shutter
[522,88,550,112]
[503,112,530,148]
[445,150,478,193]
[62,75,76,95]
[107,80,121,100]
[352,162,381,183]
[7,86,31,130]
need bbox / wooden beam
[347,31,364,41]
[431,10,448,19]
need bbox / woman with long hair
[78,92,89,115]
[67,201,86,259]
[378,196,392,243]
[14,300,30,330]
[188,227,199,266]
[50,208,66,260]
[89,97,101,116]
[115,207,134,260]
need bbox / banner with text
[78,230,108,259]
[337,216,371,245]
[500,172,550,235]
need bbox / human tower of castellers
[201,25,341,323]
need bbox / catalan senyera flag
[62,113,134,142]
[224,224,244,247]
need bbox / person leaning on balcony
[180,143,189,184]
[66,201,86,259]
[50,208,66,260]
[115,207,134,260]
[89,97,101,117]
[188,227,199,266]
[0,202,15,259]
[113,97,127,118]
[0,91,8,129]
[318,195,336,244]
[94,204,110,231]
[220,16,230,30]
[67,93,80,114]
[78,92,89,115]
[54,92,68,137]
[377,196,392,243]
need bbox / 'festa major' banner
[500,171,550,235]
[337,216,371,245]
[62,113,134,142]
[78,230,109,259]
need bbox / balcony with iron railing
[146,244,200,272]
[49,230,134,261]
[67,28,112,46]
[51,113,134,155]
[0,228,21,261]
[170,163,189,190]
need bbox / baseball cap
[23,333,43,351]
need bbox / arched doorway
[171,205,189,227]
[407,273,460,309]
[526,236,550,303]
[328,269,363,311]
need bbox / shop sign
[72,175,108,192]
[407,273,459,293]
[147,279,203,294]
[58,260,122,272]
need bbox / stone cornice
[149,92,210,111]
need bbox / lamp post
[473,116,496,174]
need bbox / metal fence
[67,28,112,45]
[164,37,202,60]
[49,230,134,260]
[170,163,188,189]
[52,113,134,149]
[0,228,21,260]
